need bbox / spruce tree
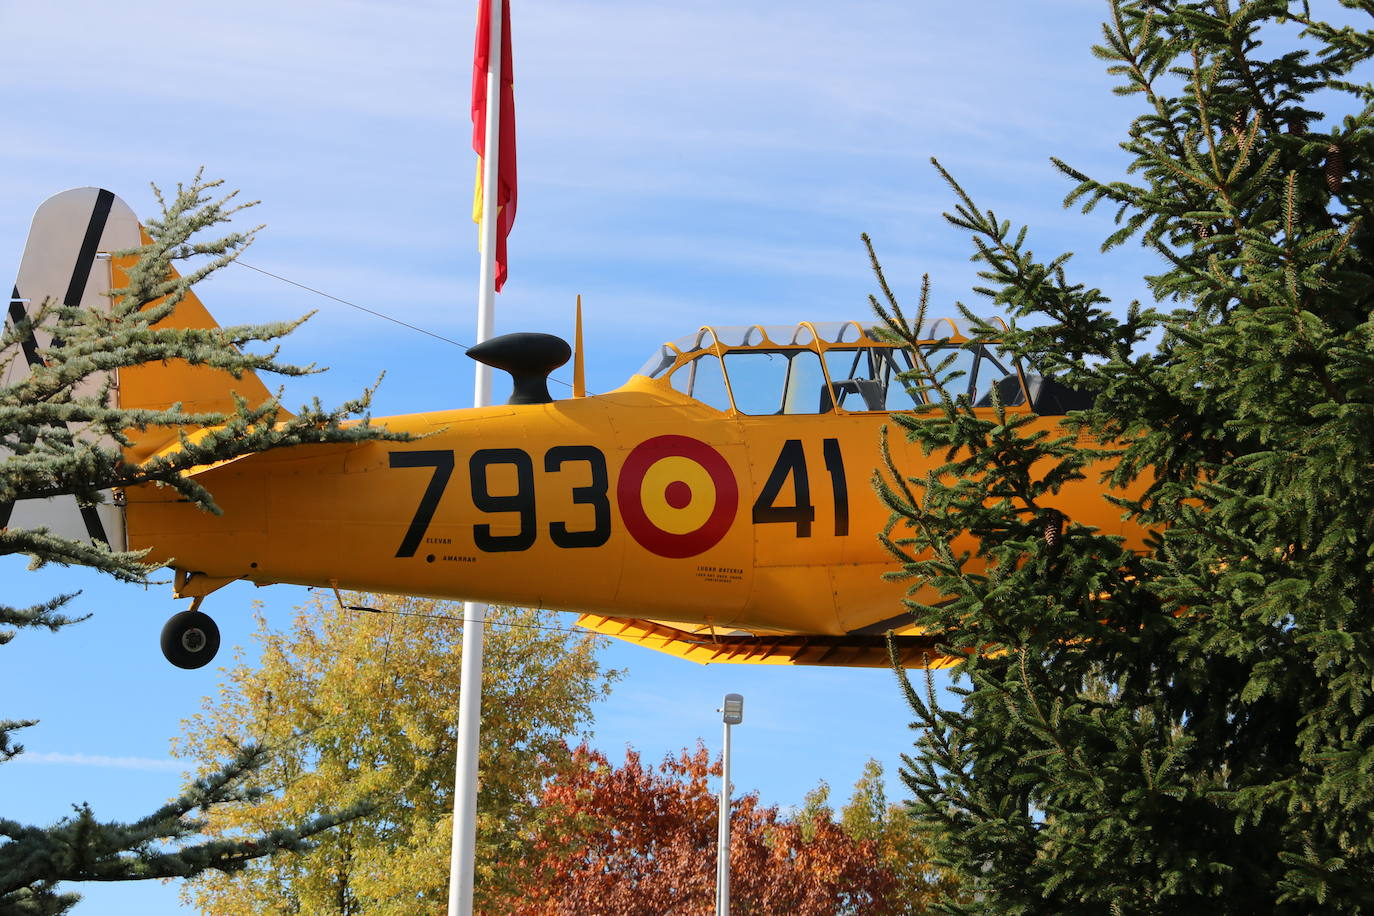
[873,1,1374,911]
[1,174,405,913]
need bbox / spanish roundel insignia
[617,435,738,558]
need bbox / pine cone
[1196,223,1213,240]
[1326,143,1344,194]
[1043,513,1063,549]
[1228,109,1249,144]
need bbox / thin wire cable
[236,260,470,350]
[234,259,584,392]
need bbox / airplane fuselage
[126,376,1145,639]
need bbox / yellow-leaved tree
[172,593,618,915]
[838,759,960,911]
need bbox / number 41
[751,438,848,538]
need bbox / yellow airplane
[5,188,1150,670]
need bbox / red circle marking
[617,435,738,558]
[665,480,692,509]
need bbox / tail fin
[5,188,137,392]
[4,187,279,551]
[109,204,284,464]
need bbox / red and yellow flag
[472,0,517,292]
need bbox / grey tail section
[4,188,132,552]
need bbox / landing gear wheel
[161,610,221,669]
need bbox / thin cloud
[14,751,184,772]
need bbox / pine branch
[0,172,415,912]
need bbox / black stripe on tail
[8,287,42,369]
[64,190,115,546]
[63,188,114,308]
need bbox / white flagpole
[448,0,501,913]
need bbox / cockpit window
[669,353,732,411]
[821,346,920,412]
[722,350,827,415]
[923,343,1026,406]
[640,344,679,379]
[649,322,1029,415]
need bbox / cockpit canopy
[638,319,1029,415]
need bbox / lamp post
[716,693,743,916]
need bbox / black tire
[160,610,221,669]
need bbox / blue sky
[0,0,1171,911]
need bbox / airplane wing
[575,614,959,668]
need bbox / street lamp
[717,693,743,916]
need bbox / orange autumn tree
[511,744,899,916]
